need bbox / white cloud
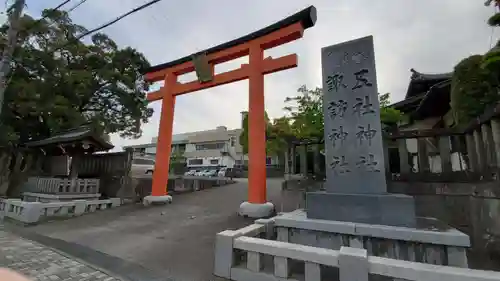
[27,0,500,152]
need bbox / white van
[131,157,155,175]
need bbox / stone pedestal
[306,192,416,227]
[275,209,470,267]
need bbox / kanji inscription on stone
[321,36,387,194]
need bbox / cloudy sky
[24,0,498,151]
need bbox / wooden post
[417,138,430,173]
[438,136,452,173]
[473,129,487,172]
[299,145,307,176]
[397,139,410,174]
[284,146,290,180]
[313,144,321,176]
[490,118,500,168]
[481,123,497,168]
[383,138,391,176]
[290,144,296,175]
[69,154,81,193]
[465,134,479,172]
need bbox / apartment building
[124,111,280,170]
[123,126,248,169]
[183,126,246,169]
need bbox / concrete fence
[0,197,120,224]
[24,177,100,194]
[214,221,500,281]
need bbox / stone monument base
[306,191,416,227]
[143,195,173,206]
[275,209,470,267]
[238,202,274,218]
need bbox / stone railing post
[339,247,368,281]
[213,230,237,279]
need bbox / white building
[124,111,280,170]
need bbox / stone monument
[218,36,471,269]
[306,35,417,227]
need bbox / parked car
[131,157,155,175]
[184,170,197,176]
[206,169,218,177]
[195,170,207,176]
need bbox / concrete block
[447,246,468,268]
[239,202,274,218]
[110,198,121,207]
[305,262,321,281]
[274,256,290,278]
[20,202,43,224]
[74,200,86,216]
[247,251,262,272]
[339,246,368,281]
[214,230,236,278]
[143,195,172,206]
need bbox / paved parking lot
[3,178,285,281]
[0,228,120,281]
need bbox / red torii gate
[142,6,316,217]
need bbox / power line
[53,0,73,11]
[67,0,88,13]
[57,0,162,50]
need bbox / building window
[210,159,219,165]
[235,160,242,165]
[195,143,225,150]
[230,137,236,147]
[188,159,203,165]
[266,157,272,165]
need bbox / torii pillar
[141,6,316,218]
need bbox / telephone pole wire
[0,0,25,116]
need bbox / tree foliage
[484,0,500,77]
[239,85,403,155]
[451,55,499,125]
[0,9,153,145]
[448,2,500,126]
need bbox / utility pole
[0,0,25,115]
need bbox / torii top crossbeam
[141,6,316,216]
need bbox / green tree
[239,111,272,155]
[0,9,153,145]
[283,85,403,139]
[483,0,500,78]
[239,86,403,154]
[451,55,499,125]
